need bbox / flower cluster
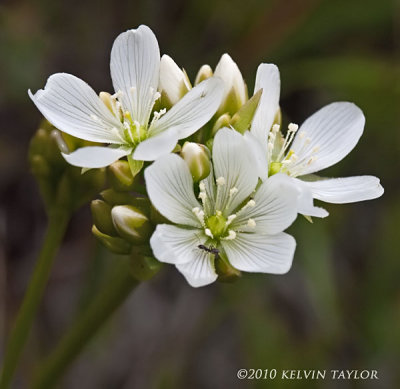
[30,25,383,287]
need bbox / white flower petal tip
[110,25,160,125]
[291,102,365,175]
[176,258,218,288]
[159,54,191,105]
[28,73,123,144]
[62,146,129,168]
[250,63,281,144]
[304,175,384,204]
[214,53,247,106]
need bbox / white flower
[145,128,300,287]
[159,53,246,115]
[29,25,224,169]
[246,63,384,214]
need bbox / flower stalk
[0,208,70,389]
[31,256,159,389]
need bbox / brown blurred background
[0,0,399,388]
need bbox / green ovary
[124,124,147,146]
[206,213,227,238]
[268,161,282,176]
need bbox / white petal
[62,146,129,168]
[110,25,160,125]
[232,173,299,234]
[133,128,179,161]
[221,232,296,274]
[294,178,329,218]
[212,128,258,214]
[290,102,365,175]
[150,77,224,139]
[250,63,280,145]
[29,73,123,144]
[302,175,384,204]
[214,53,247,107]
[150,224,204,265]
[176,252,218,287]
[243,131,268,181]
[159,54,191,105]
[144,153,201,227]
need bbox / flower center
[267,123,319,177]
[205,212,227,238]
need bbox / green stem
[32,261,139,389]
[0,209,70,389]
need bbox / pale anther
[216,177,226,186]
[247,218,256,228]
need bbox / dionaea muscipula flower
[245,63,384,215]
[29,25,224,170]
[144,128,302,287]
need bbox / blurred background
[0,0,398,387]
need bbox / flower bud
[214,54,248,116]
[108,160,136,192]
[92,225,132,255]
[111,205,152,244]
[159,54,191,107]
[194,64,213,85]
[91,199,117,236]
[211,113,231,136]
[180,142,211,182]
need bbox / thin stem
[0,209,70,389]
[32,261,139,389]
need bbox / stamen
[247,218,256,228]
[229,187,238,196]
[192,207,205,226]
[199,182,206,191]
[222,230,236,240]
[205,228,214,238]
[226,214,237,226]
[216,177,226,186]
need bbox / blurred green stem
[32,260,139,389]
[0,209,70,389]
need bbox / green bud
[215,253,241,283]
[92,225,132,255]
[180,142,211,182]
[194,64,213,85]
[130,246,163,281]
[211,113,231,136]
[91,199,117,236]
[100,189,151,214]
[108,160,136,191]
[111,205,152,244]
[230,89,262,134]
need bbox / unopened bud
[111,205,152,244]
[214,54,247,116]
[194,64,213,85]
[211,113,231,136]
[180,142,211,182]
[159,54,191,107]
[92,225,132,255]
[91,199,117,236]
[108,160,136,191]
